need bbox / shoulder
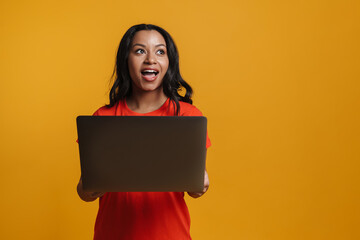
[93,103,119,116]
[179,101,203,116]
[179,101,212,148]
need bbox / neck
[126,87,168,113]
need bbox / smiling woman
[107,24,194,115]
[76,24,211,240]
[127,30,169,107]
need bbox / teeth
[143,70,158,73]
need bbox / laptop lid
[76,116,207,192]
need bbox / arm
[183,107,211,198]
[187,170,209,198]
[77,176,105,202]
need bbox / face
[128,30,169,93]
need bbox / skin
[126,30,169,113]
[77,30,209,202]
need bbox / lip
[141,67,160,82]
[141,73,158,82]
[141,67,160,72]
[141,69,159,82]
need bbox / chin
[138,83,163,92]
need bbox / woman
[77,24,211,240]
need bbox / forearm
[77,177,104,202]
[188,170,209,198]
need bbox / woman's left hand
[188,170,209,198]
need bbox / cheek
[160,59,169,74]
[128,60,138,77]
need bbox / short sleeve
[180,104,211,149]
[92,109,100,116]
[205,133,211,149]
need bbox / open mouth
[141,69,159,77]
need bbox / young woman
[77,24,211,240]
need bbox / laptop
[76,116,207,192]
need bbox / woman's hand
[77,177,105,202]
[188,170,209,198]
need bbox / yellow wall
[1,0,359,239]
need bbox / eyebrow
[132,43,166,48]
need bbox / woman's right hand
[77,176,105,202]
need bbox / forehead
[131,30,166,46]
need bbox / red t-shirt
[91,98,211,240]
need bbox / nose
[145,52,156,64]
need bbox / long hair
[107,24,193,115]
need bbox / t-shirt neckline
[123,98,170,115]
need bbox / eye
[135,49,145,54]
[156,49,166,55]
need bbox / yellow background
[1,0,359,239]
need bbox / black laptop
[76,116,207,192]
